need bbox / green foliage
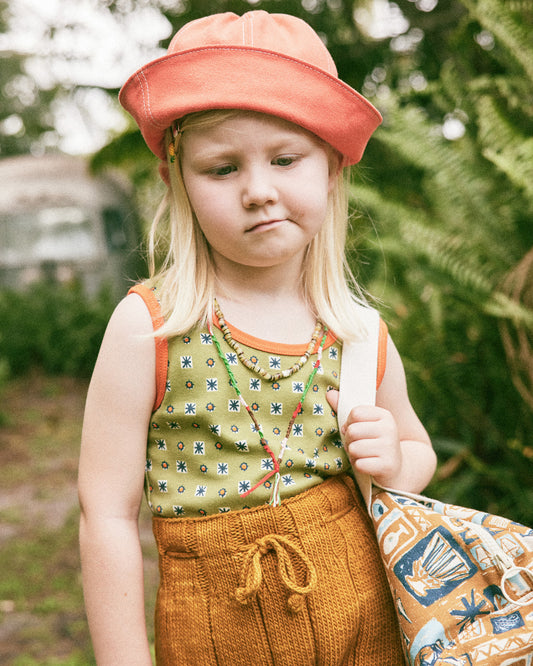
[0,282,115,378]
[461,0,533,80]
[4,0,531,524]
[350,0,533,524]
[90,129,157,188]
[0,1,62,158]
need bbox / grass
[0,373,158,664]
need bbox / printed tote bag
[339,307,533,665]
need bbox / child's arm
[328,335,436,493]
[78,294,156,665]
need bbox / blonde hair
[146,110,369,341]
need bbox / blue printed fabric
[370,491,533,665]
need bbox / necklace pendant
[269,472,282,507]
[278,436,290,460]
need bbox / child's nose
[241,167,278,208]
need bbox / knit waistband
[152,473,364,613]
[152,473,362,557]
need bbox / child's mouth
[247,219,284,232]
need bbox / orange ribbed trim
[128,284,168,412]
[211,317,338,355]
[128,286,387,409]
[377,318,388,389]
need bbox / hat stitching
[130,47,381,125]
[138,68,159,127]
[133,72,148,125]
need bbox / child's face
[179,112,339,276]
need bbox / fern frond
[460,0,533,80]
[487,292,533,326]
[500,248,533,407]
[352,184,497,295]
[379,104,460,172]
[374,104,521,263]
[468,75,533,121]
[476,95,533,196]
[378,109,492,224]
[352,183,533,327]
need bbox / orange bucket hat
[119,10,382,168]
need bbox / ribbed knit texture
[152,474,404,664]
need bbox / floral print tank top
[130,284,387,518]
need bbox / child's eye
[273,155,297,167]
[209,164,236,177]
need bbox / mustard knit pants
[152,474,405,665]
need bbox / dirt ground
[0,373,158,665]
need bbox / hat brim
[119,46,382,165]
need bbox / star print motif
[451,591,490,632]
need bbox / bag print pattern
[338,310,533,666]
[370,490,533,665]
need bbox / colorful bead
[168,120,182,163]
[168,142,176,163]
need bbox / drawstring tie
[235,534,317,613]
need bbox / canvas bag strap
[338,306,380,513]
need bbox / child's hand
[327,390,402,488]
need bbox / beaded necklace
[208,314,328,507]
[213,299,322,381]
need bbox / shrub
[0,281,116,378]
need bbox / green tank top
[131,285,386,518]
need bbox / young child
[78,11,436,665]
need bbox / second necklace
[208,312,327,507]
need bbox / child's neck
[216,296,317,345]
[211,255,319,344]
[215,276,316,345]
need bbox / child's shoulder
[84,290,157,426]
[110,290,156,335]
[97,291,157,369]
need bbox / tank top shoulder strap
[377,318,388,389]
[128,284,168,412]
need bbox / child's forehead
[189,111,310,135]
[181,112,329,154]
